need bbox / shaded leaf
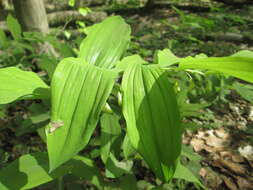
[6,14,22,40]
[100,113,121,163]
[0,67,50,104]
[47,58,118,171]
[122,134,136,159]
[122,61,182,181]
[105,154,133,178]
[0,29,8,48]
[0,152,103,190]
[79,16,131,69]
[174,162,206,189]
[232,82,253,103]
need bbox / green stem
[58,176,63,190]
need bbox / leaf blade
[47,58,118,171]
[179,50,253,83]
[0,67,50,104]
[78,16,131,69]
[122,61,182,181]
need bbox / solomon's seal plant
[0,16,252,189]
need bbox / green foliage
[179,50,253,83]
[46,58,118,171]
[0,152,103,190]
[0,67,50,104]
[121,59,182,181]
[0,14,253,190]
[79,16,131,69]
[6,14,22,40]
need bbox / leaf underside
[122,61,182,181]
[47,58,118,171]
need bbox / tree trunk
[12,0,49,33]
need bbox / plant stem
[58,176,63,190]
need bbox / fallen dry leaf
[215,159,246,176]
[238,145,253,161]
[205,133,225,149]
[236,176,253,190]
[222,175,238,190]
[201,167,223,189]
[190,138,205,152]
[220,151,244,163]
[214,128,229,139]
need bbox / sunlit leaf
[47,58,118,171]
[79,16,131,69]
[179,50,253,83]
[0,67,50,104]
[155,49,180,67]
[122,60,182,181]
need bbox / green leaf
[232,82,253,103]
[179,50,253,83]
[104,174,138,190]
[70,155,104,188]
[100,113,121,163]
[46,58,118,171]
[0,67,50,104]
[0,152,104,190]
[6,14,22,40]
[174,162,206,189]
[0,152,66,190]
[122,134,135,159]
[79,7,92,16]
[79,16,131,69]
[0,29,8,48]
[116,54,147,71]
[105,154,133,178]
[155,49,180,67]
[122,61,182,182]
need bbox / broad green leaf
[116,54,147,71]
[0,152,66,190]
[47,58,118,171]
[100,113,121,163]
[0,152,104,190]
[70,155,104,188]
[174,163,206,189]
[155,49,180,67]
[6,14,22,40]
[79,16,131,69]
[179,50,253,83]
[0,67,50,104]
[122,61,182,182]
